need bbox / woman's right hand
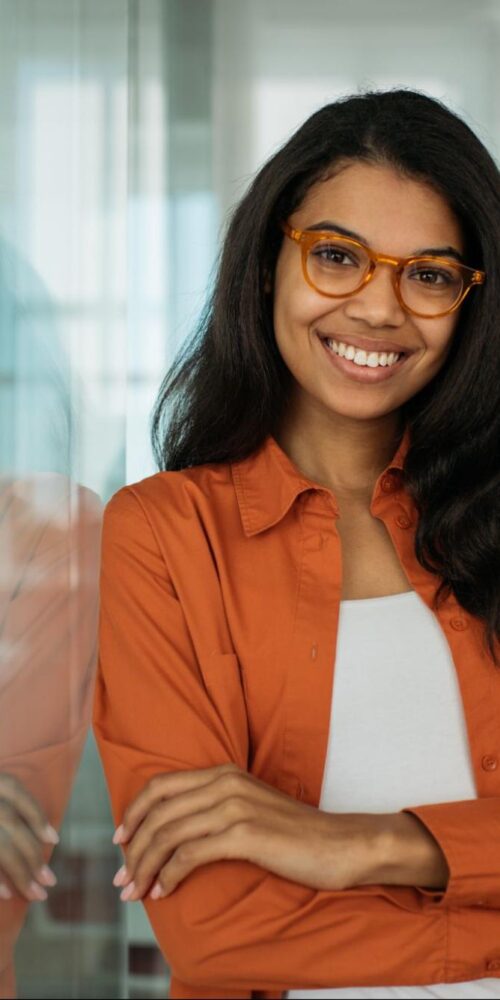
[0,773,59,901]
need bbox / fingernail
[120,881,136,902]
[112,825,125,844]
[28,881,48,901]
[0,884,12,899]
[36,865,57,887]
[42,825,59,844]
[149,881,164,900]
[113,865,129,887]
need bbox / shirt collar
[231,424,411,538]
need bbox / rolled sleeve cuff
[400,798,500,909]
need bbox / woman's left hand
[112,763,392,900]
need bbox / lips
[318,332,413,384]
[317,332,412,356]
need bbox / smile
[317,332,413,384]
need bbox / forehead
[293,161,464,254]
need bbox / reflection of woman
[94,89,500,999]
[0,475,102,998]
[0,240,102,998]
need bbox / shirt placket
[279,487,343,805]
[372,476,500,803]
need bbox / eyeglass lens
[307,237,464,317]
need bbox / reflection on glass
[0,476,102,999]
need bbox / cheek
[420,317,459,360]
[273,279,341,346]
[273,249,321,334]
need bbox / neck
[273,404,405,500]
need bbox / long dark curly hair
[151,87,500,668]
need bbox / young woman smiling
[93,89,500,999]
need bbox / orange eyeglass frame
[281,221,486,319]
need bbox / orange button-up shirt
[93,426,500,999]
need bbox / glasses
[281,221,485,319]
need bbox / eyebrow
[305,220,465,263]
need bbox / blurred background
[1,0,499,996]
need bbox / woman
[93,88,500,999]
[0,239,102,998]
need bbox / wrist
[368,812,450,890]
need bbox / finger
[0,776,58,845]
[115,763,238,844]
[114,765,238,844]
[120,780,234,881]
[0,807,57,898]
[121,799,249,901]
[150,825,249,899]
[0,868,13,900]
[119,768,253,882]
[114,769,299,892]
[0,829,50,901]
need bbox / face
[272,160,465,429]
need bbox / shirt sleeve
[397,799,500,909]
[93,486,487,995]
[0,478,102,1000]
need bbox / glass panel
[0,1,127,997]
[0,0,214,996]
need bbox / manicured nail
[120,881,136,901]
[113,865,129,887]
[112,825,125,844]
[28,881,48,901]
[0,884,12,899]
[36,865,57,887]
[149,881,165,900]
[42,825,59,844]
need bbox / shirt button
[449,616,468,630]
[486,958,500,971]
[482,755,498,771]
[395,513,412,529]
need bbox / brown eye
[408,267,453,286]
[311,242,362,267]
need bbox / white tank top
[286,591,499,999]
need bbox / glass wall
[1,1,499,996]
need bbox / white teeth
[325,338,402,367]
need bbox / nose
[342,262,406,327]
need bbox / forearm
[367,811,450,891]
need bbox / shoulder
[1,472,102,515]
[101,464,243,602]
[106,462,231,515]
[0,472,102,545]
[103,462,236,547]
